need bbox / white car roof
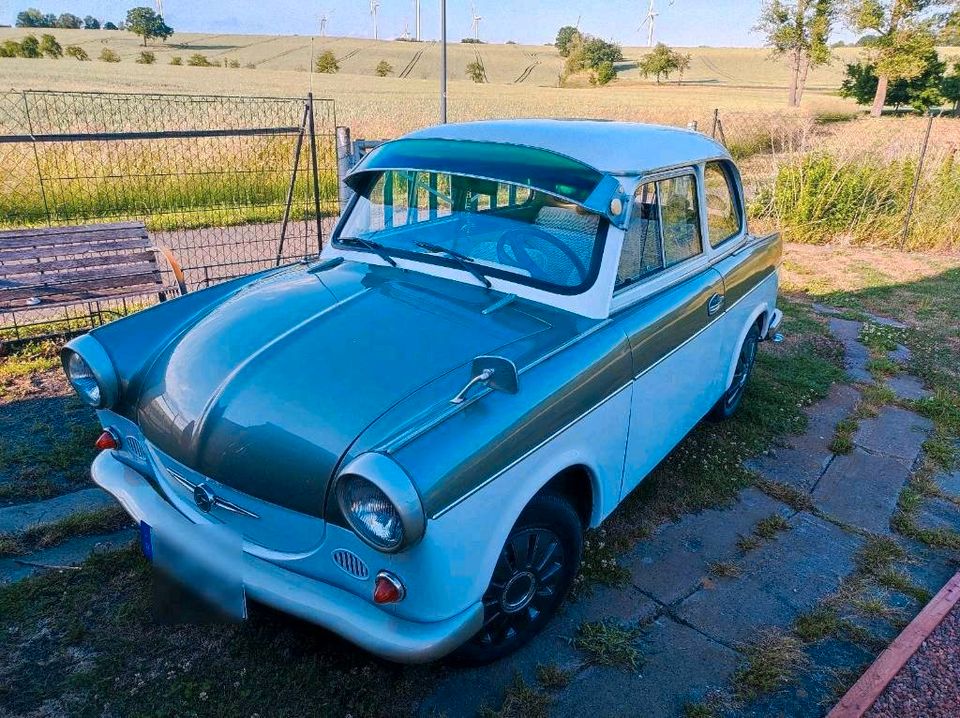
[403,119,731,176]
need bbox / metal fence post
[711,108,719,139]
[22,91,52,227]
[336,126,354,212]
[306,93,324,254]
[900,112,935,251]
[275,104,310,266]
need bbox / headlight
[339,475,405,550]
[66,352,101,406]
[61,335,119,409]
[335,453,425,553]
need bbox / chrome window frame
[703,159,746,250]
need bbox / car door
[612,170,728,499]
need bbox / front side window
[704,161,742,247]
[337,170,606,292]
[616,172,702,291]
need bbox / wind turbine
[639,0,658,47]
[470,2,482,41]
[415,0,421,41]
[155,0,164,15]
[319,12,331,37]
[370,0,380,40]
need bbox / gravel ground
[866,604,960,718]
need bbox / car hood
[136,262,556,516]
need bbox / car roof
[402,119,731,176]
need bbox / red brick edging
[828,571,960,718]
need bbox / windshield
[335,170,608,293]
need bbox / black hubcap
[475,528,565,647]
[726,335,758,408]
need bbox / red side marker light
[95,430,119,451]
[373,571,405,604]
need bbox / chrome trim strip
[165,469,261,520]
[431,381,633,519]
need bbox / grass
[793,605,841,642]
[708,561,742,579]
[755,478,816,513]
[573,528,631,595]
[854,535,907,577]
[830,417,858,454]
[572,621,644,670]
[732,628,810,701]
[480,674,552,718]
[535,663,574,690]
[754,514,790,539]
[0,505,130,558]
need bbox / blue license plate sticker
[139,520,153,561]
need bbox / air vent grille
[332,549,369,580]
[126,436,146,461]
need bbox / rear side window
[704,161,742,247]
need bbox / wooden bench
[0,221,188,318]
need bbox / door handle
[707,293,725,316]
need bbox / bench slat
[0,221,145,240]
[1,270,162,303]
[0,251,158,278]
[0,225,149,252]
[0,282,168,313]
[0,237,154,262]
[1,261,160,293]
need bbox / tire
[709,322,761,421]
[452,493,583,665]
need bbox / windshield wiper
[337,236,398,267]
[415,241,492,289]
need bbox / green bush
[19,35,41,58]
[39,34,62,58]
[169,55,182,65]
[375,59,393,77]
[314,50,339,73]
[135,50,156,64]
[186,53,215,67]
[98,48,120,63]
[466,59,485,83]
[0,40,22,57]
[65,45,90,61]
[591,60,616,86]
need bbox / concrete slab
[935,470,960,498]
[853,406,933,462]
[675,513,862,646]
[0,488,116,535]
[418,585,658,716]
[915,497,960,534]
[812,448,911,534]
[0,529,135,584]
[623,488,790,605]
[828,318,873,384]
[746,384,860,491]
[553,616,738,718]
[864,313,907,329]
[885,375,931,401]
[812,303,844,317]
[888,344,912,365]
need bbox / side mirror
[450,355,519,405]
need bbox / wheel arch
[723,304,769,390]
[538,463,598,529]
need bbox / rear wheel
[453,493,583,665]
[710,322,761,421]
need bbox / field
[7,28,960,138]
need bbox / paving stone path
[420,307,960,717]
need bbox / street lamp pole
[440,0,447,123]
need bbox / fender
[721,279,775,390]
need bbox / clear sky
[0,1,858,47]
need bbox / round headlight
[66,351,102,406]
[339,475,404,550]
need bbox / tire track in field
[399,49,424,78]
[255,40,320,68]
[514,52,540,83]
[210,35,282,59]
[699,55,740,83]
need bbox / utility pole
[440,0,447,123]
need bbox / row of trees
[13,7,173,46]
[758,1,960,115]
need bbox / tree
[591,60,617,85]
[18,34,41,58]
[942,62,960,112]
[840,46,946,111]
[125,7,174,46]
[555,25,582,57]
[99,47,121,62]
[103,21,119,30]
[375,59,393,76]
[39,33,62,58]
[674,50,692,84]
[83,16,101,30]
[136,50,156,64]
[583,37,623,68]
[466,59,486,82]
[65,45,90,60]
[847,0,948,117]
[55,13,83,29]
[756,0,836,107]
[314,50,339,73]
[16,8,52,27]
[638,42,681,83]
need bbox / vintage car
[62,120,782,664]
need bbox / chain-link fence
[1,90,339,339]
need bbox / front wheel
[709,322,761,421]
[453,493,583,665]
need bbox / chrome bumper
[764,308,784,342]
[91,451,483,663]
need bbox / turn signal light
[95,430,119,451]
[373,571,406,604]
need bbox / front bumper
[91,451,483,663]
[763,308,784,341]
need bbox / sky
[0,1,859,47]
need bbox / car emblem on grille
[194,483,216,513]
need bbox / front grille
[332,549,369,580]
[126,435,146,461]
